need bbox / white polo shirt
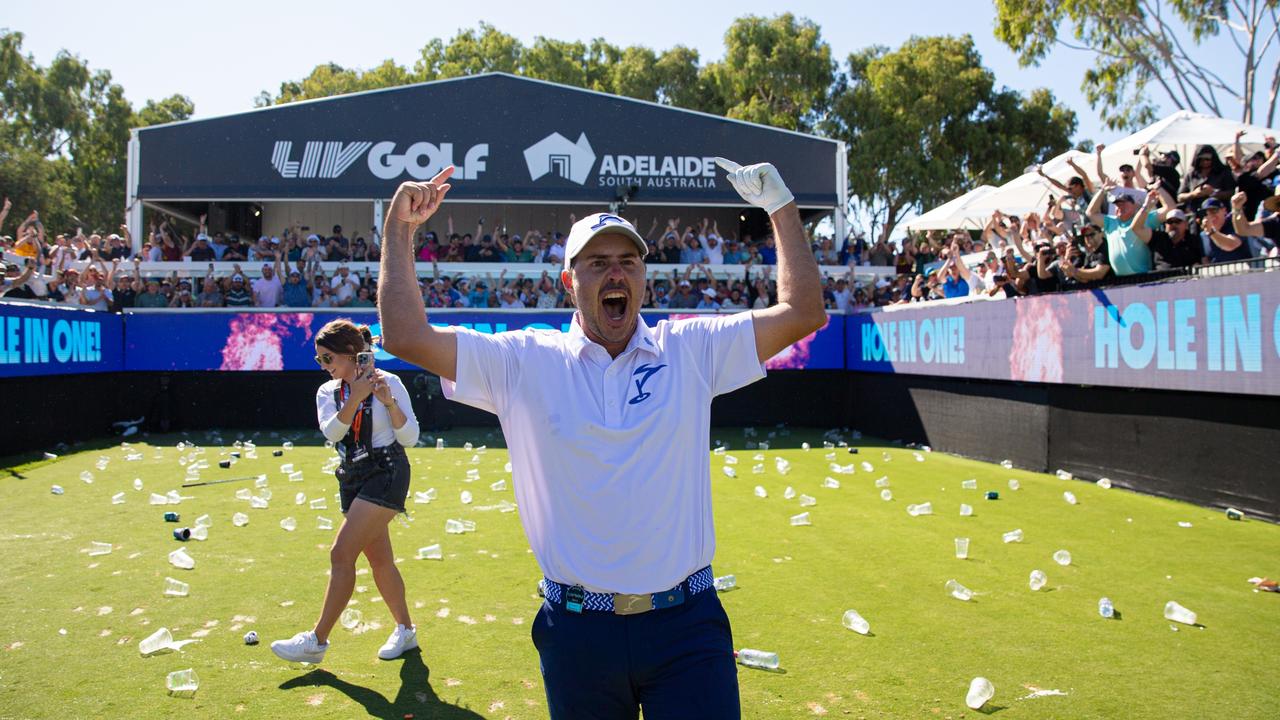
[443,312,765,594]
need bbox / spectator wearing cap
[474,233,500,262]
[546,232,567,265]
[168,280,195,308]
[330,264,360,304]
[135,277,169,308]
[1192,194,1251,264]
[452,278,473,307]
[1087,187,1161,277]
[1,261,36,299]
[109,260,141,311]
[497,285,524,309]
[327,225,349,262]
[186,233,216,262]
[1178,144,1235,213]
[222,235,248,261]
[721,238,747,265]
[467,280,492,308]
[1146,209,1204,270]
[667,275,699,309]
[695,286,720,310]
[281,268,310,307]
[225,274,254,307]
[1094,143,1147,206]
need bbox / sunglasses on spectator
[1164,218,1184,226]
[314,351,346,366]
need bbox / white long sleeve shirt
[316,370,419,449]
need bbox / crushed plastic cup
[1098,597,1115,618]
[249,496,268,509]
[754,485,768,498]
[789,512,812,526]
[955,537,970,559]
[168,548,195,570]
[798,494,817,507]
[1008,479,1020,491]
[875,476,890,488]
[413,491,433,504]
[1164,601,1197,625]
[1097,477,1113,489]
[166,490,184,505]
[149,493,169,505]
[316,516,333,531]
[234,488,252,501]
[139,628,175,656]
[714,574,737,591]
[460,491,473,505]
[906,502,933,517]
[841,609,870,635]
[1002,528,1024,543]
[256,477,270,489]
[966,677,995,710]
[51,484,65,495]
[280,517,297,532]
[80,470,94,484]
[282,441,293,450]
[722,467,737,478]
[111,492,125,505]
[801,442,810,451]
[87,541,113,556]
[465,468,481,481]
[416,543,443,560]
[751,464,765,475]
[959,503,973,517]
[1056,469,1073,481]
[822,477,841,489]
[961,479,977,490]
[860,461,873,473]
[1029,569,1047,591]
[436,438,445,450]
[280,463,294,474]
[190,525,208,541]
[166,668,199,696]
[783,486,796,499]
[724,455,738,465]
[340,607,363,630]
[946,579,973,601]
[880,489,893,501]
[194,514,211,528]
[445,519,466,534]
[913,452,925,462]
[1063,491,1078,505]
[294,492,306,505]
[309,498,327,510]
[490,479,507,492]
[288,471,304,482]
[1053,550,1072,566]
[232,512,249,527]
[1000,459,1013,469]
[133,478,143,491]
[163,577,190,597]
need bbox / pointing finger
[713,157,742,173]
[431,165,456,185]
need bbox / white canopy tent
[956,149,1093,218]
[904,185,996,231]
[1097,110,1279,178]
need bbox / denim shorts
[335,444,410,514]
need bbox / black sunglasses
[315,352,338,366]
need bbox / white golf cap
[564,213,647,269]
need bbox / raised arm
[1066,158,1095,194]
[1094,144,1111,186]
[378,166,458,380]
[1086,185,1108,227]
[1231,190,1266,236]
[714,158,825,363]
[1128,190,1158,244]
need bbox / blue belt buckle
[565,585,585,614]
[653,586,685,610]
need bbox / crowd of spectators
[0,209,863,312]
[4,135,1277,313]
[855,133,1280,307]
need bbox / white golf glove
[714,157,794,215]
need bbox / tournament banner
[847,272,1280,397]
[124,310,845,372]
[0,302,123,377]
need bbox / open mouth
[600,290,628,324]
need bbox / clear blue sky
[3,0,1265,148]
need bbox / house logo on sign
[523,132,597,185]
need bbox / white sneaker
[377,624,418,660]
[270,630,328,663]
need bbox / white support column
[834,140,849,250]
[372,199,384,248]
[126,129,143,255]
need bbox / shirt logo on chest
[628,363,668,405]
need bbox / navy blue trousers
[531,586,741,720]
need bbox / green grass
[0,428,1277,719]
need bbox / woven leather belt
[539,566,714,615]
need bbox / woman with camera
[271,319,421,664]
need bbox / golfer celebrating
[270,319,421,663]
[378,159,823,718]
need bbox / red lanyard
[340,381,365,439]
